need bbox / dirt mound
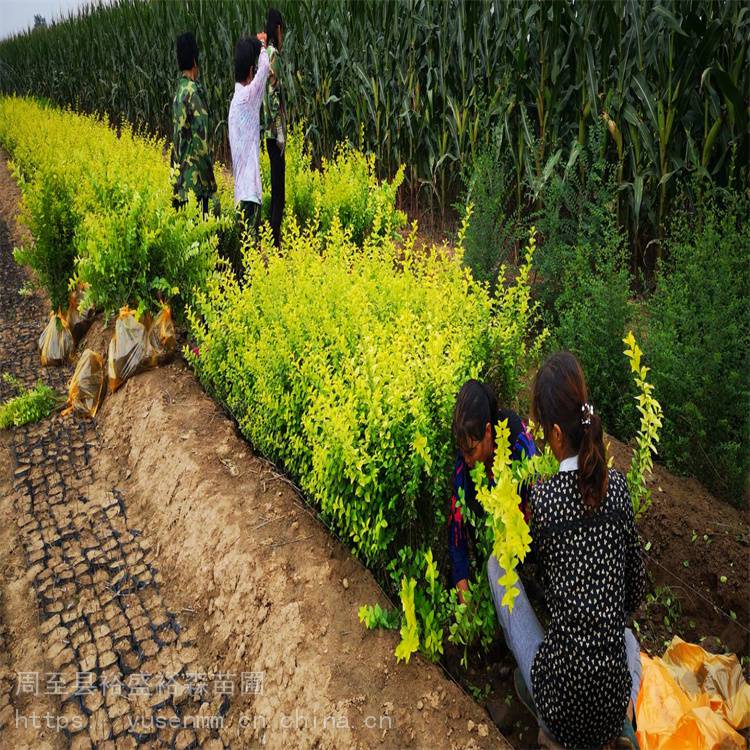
[91,356,509,749]
[607,439,749,660]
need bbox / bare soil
[609,441,749,660]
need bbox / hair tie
[581,402,594,427]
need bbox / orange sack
[637,636,750,750]
[147,304,176,366]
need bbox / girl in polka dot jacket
[487,352,645,749]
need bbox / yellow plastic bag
[39,309,74,366]
[637,637,749,750]
[662,637,750,731]
[62,349,105,418]
[107,306,149,393]
[38,290,94,366]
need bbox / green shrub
[12,164,79,311]
[647,184,750,504]
[460,124,524,287]
[74,185,220,320]
[535,126,637,438]
[261,124,406,246]
[534,125,622,310]
[551,239,636,438]
[0,378,58,428]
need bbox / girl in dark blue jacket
[448,379,537,602]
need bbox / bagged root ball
[39,310,74,366]
[107,305,177,393]
[67,290,95,343]
[147,304,176,365]
[107,306,149,393]
[62,349,105,418]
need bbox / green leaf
[395,577,419,663]
[652,5,687,37]
[632,74,657,127]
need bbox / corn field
[0,0,747,266]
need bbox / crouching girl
[488,352,644,749]
[449,379,537,603]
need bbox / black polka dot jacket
[530,468,645,749]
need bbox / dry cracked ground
[0,154,509,750]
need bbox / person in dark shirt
[487,352,644,749]
[448,379,537,603]
[263,8,286,247]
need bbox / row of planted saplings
[40,294,176,418]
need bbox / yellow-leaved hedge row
[186,213,542,567]
[0,97,404,319]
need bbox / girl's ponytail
[578,406,608,511]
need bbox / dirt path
[0,152,507,749]
[0,178,233,747]
[0,171,76,750]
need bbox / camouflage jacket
[263,45,286,141]
[171,74,217,201]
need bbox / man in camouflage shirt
[171,32,217,216]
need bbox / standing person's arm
[251,44,271,99]
[237,46,271,106]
